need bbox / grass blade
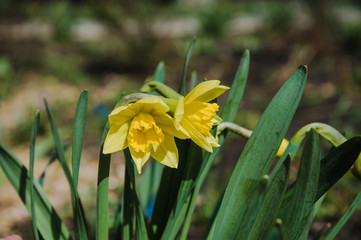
[180,50,250,239]
[246,155,291,240]
[315,136,361,200]
[72,90,88,190]
[282,129,320,240]
[44,98,88,240]
[179,38,196,95]
[213,66,307,239]
[150,139,190,239]
[96,127,111,240]
[123,148,149,240]
[0,143,72,240]
[220,49,250,122]
[30,111,41,240]
[38,144,70,187]
[190,71,197,90]
[161,142,203,239]
[324,191,361,240]
[153,61,165,83]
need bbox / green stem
[140,81,182,99]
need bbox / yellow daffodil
[174,80,229,152]
[103,96,187,173]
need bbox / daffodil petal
[103,122,130,154]
[109,105,137,125]
[184,80,229,104]
[206,134,220,147]
[137,96,170,113]
[151,134,178,169]
[129,146,151,174]
[153,111,189,139]
[182,118,213,152]
[211,114,222,125]
[174,97,184,129]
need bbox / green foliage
[0,45,360,240]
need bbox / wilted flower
[103,96,187,173]
[174,80,229,152]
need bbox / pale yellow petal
[129,146,151,174]
[205,134,220,147]
[109,105,137,125]
[137,96,169,113]
[151,134,178,169]
[174,97,184,129]
[103,122,130,154]
[184,80,229,104]
[153,111,189,139]
[212,114,222,125]
[182,118,213,152]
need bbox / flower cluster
[103,80,229,173]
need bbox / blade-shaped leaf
[180,49,250,239]
[213,66,307,239]
[161,142,203,239]
[179,38,196,95]
[30,111,41,240]
[234,176,269,239]
[0,143,72,240]
[150,139,190,239]
[124,148,149,240]
[72,90,88,190]
[282,136,361,210]
[153,61,165,83]
[316,136,361,200]
[220,49,250,122]
[44,98,88,240]
[96,127,111,240]
[324,191,361,240]
[247,155,291,240]
[282,129,320,240]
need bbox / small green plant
[0,40,360,240]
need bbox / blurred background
[0,0,361,239]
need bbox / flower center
[184,101,219,136]
[127,112,165,152]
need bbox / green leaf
[72,90,88,190]
[161,142,203,239]
[38,144,70,187]
[180,49,250,239]
[234,176,269,239]
[265,220,284,240]
[246,155,291,240]
[96,127,111,240]
[123,148,149,240]
[282,136,361,210]
[315,136,361,200]
[190,71,197,90]
[153,61,165,83]
[220,49,250,122]
[30,111,41,240]
[213,66,307,239]
[149,139,190,239]
[324,191,361,240]
[44,98,88,240]
[138,162,163,217]
[282,129,320,240]
[0,143,72,240]
[179,38,196,95]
